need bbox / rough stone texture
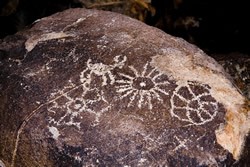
[0,8,249,167]
[215,52,250,100]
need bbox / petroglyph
[170,81,219,126]
[48,126,60,140]
[2,8,249,167]
[173,136,189,151]
[115,62,171,110]
[47,55,127,130]
[48,94,86,129]
[80,55,127,86]
[11,54,222,167]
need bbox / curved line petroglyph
[170,81,219,126]
[48,55,127,128]
[11,52,221,166]
[11,54,127,167]
[48,87,111,129]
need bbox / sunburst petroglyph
[115,62,172,110]
[48,55,219,129]
[2,9,249,167]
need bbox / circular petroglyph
[170,81,219,125]
[115,62,172,110]
[1,8,248,167]
[132,77,155,90]
[47,55,127,129]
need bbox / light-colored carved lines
[11,82,84,167]
[48,85,111,129]
[173,136,189,151]
[115,62,171,110]
[47,56,127,130]
[80,55,127,86]
[170,81,218,126]
[48,94,85,129]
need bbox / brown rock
[214,52,250,100]
[0,8,249,167]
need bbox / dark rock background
[147,0,250,55]
[0,0,249,94]
[0,0,249,107]
[0,0,249,166]
[0,0,249,55]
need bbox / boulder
[0,8,249,167]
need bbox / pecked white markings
[173,135,189,151]
[48,126,60,140]
[80,55,127,86]
[48,94,84,129]
[48,56,127,129]
[115,62,171,110]
[151,48,245,115]
[170,81,218,126]
[47,83,111,129]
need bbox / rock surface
[0,8,249,167]
[215,52,250,100]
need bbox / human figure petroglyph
[80,55,127,86]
